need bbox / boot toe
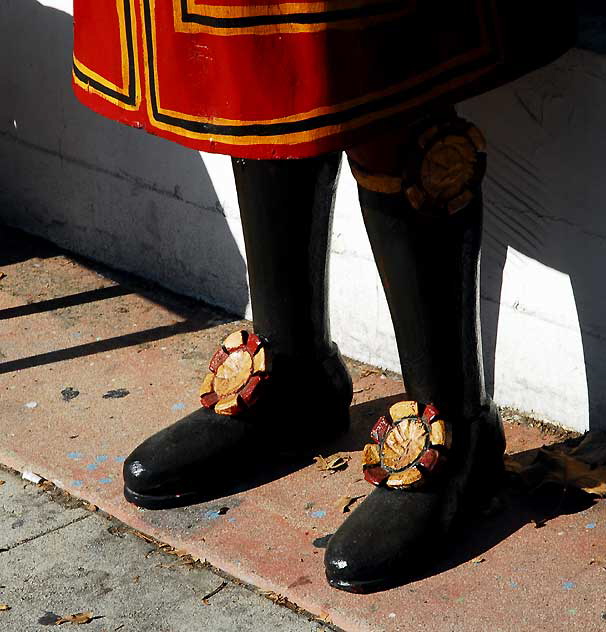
[123,407,256,508]
[325,486,443,593]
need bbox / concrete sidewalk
[0,468,328,631]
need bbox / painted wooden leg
[123,154,352,509]
[325,114,505,592]
[231,154,353,417]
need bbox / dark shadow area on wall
[0,0,248,317]
[577,0,606,54]
[462,9,606,431]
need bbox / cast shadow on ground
[0,226,240,375]
[0,0,248,318]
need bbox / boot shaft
[359,188,486,421]
[232,155,341,361]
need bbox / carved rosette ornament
[405,119,487,216]
[362,401,452,489]
[199,330,270,415]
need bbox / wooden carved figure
[73,0,575,591]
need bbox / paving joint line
[0,513,92,553]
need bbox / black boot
[124,154,352,509]
[325,122,504,592]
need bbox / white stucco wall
[3,1,606,432]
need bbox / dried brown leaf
[506,433,606,497]
[336,495,365,513]
[313,453,350,472]
[130,530,155,544]
[471,557,485,565]
[259,590,289,606]
[359,368,381,378]
[542,452,606,496]
[0,604,10,611]
[0,480,5,486]
[55,611,94,625]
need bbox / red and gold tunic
[72,1,573,159]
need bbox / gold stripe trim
[73,70,139,111]
[349,164,403,194]
[73,57,129,97]
[184,0,413,19]
[173,0,412,34]
[73,0,141,111]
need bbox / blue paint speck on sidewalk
[563,581,576,590]
[586,522,597,529]
[99,477,112,484]
[509,580,519,589]
[85,464,98,471]
[115,456,126,463]
[205,510,221,521]
[95,455,108,463]
[172,402,185,411]
[71,480,83,487]
[311,510,326,519]
[67,452,83,460]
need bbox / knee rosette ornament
[362,401,452,489]
[199,330,270,415]
[349,117,486,216]
[404,118,487,216]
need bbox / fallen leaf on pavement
[359,368,382,378]
[130,530,155,544]
[260,590,290,607]
[505,431,606,497]
[336,495,365,513]
[0,604,10,611]
[0,480,5,486]
[471,557,486,565]
[54,612,93,625]
[314,453,350,472]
